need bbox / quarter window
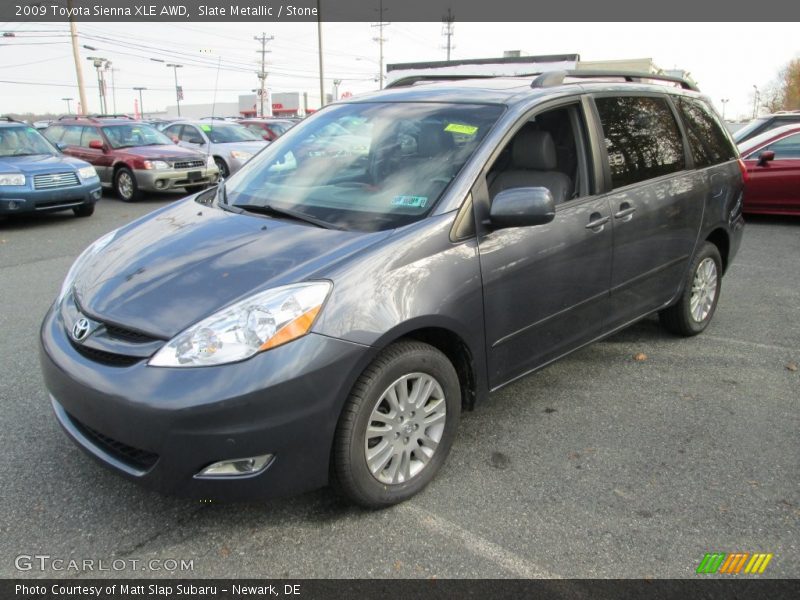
[595,96,686,189]
[678,98,737,168]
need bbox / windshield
[203,124,262,143]
[102,124,173,149]
[732,118,767,143]
[225,102,504,231]
[0,126,57,157]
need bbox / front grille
[68,412,159,471]
[33,172,80,189]
[71,341,142,367]
[173,159,205,170]
[105,324,159,344]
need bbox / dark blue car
[0,118,102,218]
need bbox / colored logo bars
[696,552,774,574]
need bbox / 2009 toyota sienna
[39,71,745,507]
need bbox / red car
[43,116,218,202]
[237,118,295,142]
[738,123,800,215]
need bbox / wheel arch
[705,227,730,274]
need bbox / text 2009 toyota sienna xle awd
[40,71,745,507]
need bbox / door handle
[585,215,610,230]
[614,204,636,220]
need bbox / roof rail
[386,74,517,89]
[92,114,134,119]
[0,116,25,123]
[531,70,699,91]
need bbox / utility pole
[441,8,455,62]
[254,32,274,118]
[167,63,183,116]
[752,85,759,119]
[134,87,146,118]
[67,0,88,115]
[371,0,389,89]
[106,62,117,113]
[62,97,73,114]
[317,0,325,108]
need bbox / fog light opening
[195,454,273,478]
[154,180,166,189]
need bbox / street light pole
[720,98,729,120]
[752,85,759,119]
[167,63,183,116]
[62,97,74,114]
[133,87,146,118]
[333,79,342,101]
[86,56,108,113]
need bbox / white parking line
[400,503,561,579]
[702,334,796,353]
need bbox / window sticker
[444,123,478,135]
[200,124,212,132]
[392,195,428,208]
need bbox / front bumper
[39,302,370,500]
[134,166,219,193]
[0,182,102,215]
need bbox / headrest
[511,129,557,170]
[416,127,446,158]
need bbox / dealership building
[162,91,327,119]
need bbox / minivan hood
[73,199,390,338]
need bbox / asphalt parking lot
[0,192,797,579]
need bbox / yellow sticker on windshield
[132,128,141,133]
[200,124,212,131]
[445,123,478,135]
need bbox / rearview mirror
[490,187,556,228]
[88,140,105,151]
[757,150,775,166]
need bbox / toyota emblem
[72,318,91,342]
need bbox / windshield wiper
[233,202,338,230]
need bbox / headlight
[77,165,98,180]
[56,229,118,304]
[206,155,216,168]
[143,160,170,170]
[230,150,253,161]
[149,281,332,367]
[0,174,25,186]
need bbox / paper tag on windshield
[444,123,478,135]
[392,195,428,208]
[200,124,212,131]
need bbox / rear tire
[73,203,95,218]
[332,340,461,508]
[114,167,140,202]
[659,242,722,336]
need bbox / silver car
[162,121,268,178]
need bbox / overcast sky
[0,21,797,120]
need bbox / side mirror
[490,187,556,229]
[188,138,204,145]
[88,140,105,151]
[55,142,67,151]
[757,150,775,166]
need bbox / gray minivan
[40,71,745,507]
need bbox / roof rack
[531,70,699,91]
[92,114,134,119]
[0,116,25,123]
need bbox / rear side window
[595,96,686,189]
[60,125,83,146]
[677,98,737,168]
[762,133,800,159]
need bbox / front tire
[214,158,229,179]
[333,340,461,508]
[114,167,140,202]
[660,242,722,336]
